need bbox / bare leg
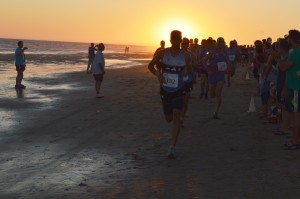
[214,81,224,118]
[182,93,190,119]
[95,81,102,94]
[292,112,300,144]
[210,84,216,98]
[87,60,92,73]
[171,108,181,146]
[280,110,292,132]
[16,71,23,85]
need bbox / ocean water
[0,38,155,68]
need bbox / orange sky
[1,0,299,46]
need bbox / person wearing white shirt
[91,43,105,98]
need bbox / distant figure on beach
[15,41,28,89]
[87,43,96,74]
[91,43,105,98]
[125,46,129,55]
[148,30,192,159]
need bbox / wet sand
[1,61,300,199]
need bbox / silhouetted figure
[15,41,28,89]
[87,43,96,73]
[91,43,106,98]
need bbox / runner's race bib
[163,73,179,88]
[217,62,227,71]
[183,75,189,82]
[229,55,236,62]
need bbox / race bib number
[163,73,179,88]
[183,75,189,82]
[217,62,227,71]
[229,55,236,62]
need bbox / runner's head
[160,40,165,48]
[194,38,199,45]
[217,37,225,48]
[170,30,182,49]
[181,37,189,50]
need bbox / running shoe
[96,94,104,98]
[213,112,220,119]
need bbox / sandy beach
[1,57,300,199]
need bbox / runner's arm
[202,51,212,71]
[148,49,165,84]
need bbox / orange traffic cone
[247,96,256,112]
[245,71,250,80]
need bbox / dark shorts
[93,74,104,82]
[253,68,259,79]
[185,82,193,93]
[16,64,26,71]
[261,81,270,105]
[160,87,185,116]
[276,71,286,102]
[208,74,225,85]
[88,57,94,64]
[285,89,300,113]
[199,69,208,77]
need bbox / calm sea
[0,38,155,68]
[0,38,155,54]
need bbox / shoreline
[0,52,153,66]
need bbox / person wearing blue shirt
[15,41,28,89]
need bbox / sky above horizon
[1,0,299,46]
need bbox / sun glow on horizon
[154,18,203,46]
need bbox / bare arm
[202,51,212,72]
[279,60,293,72]
[181,52,192,77]
[148,49,165,84]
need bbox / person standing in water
[87,43,96,74]
[15,41,28,89]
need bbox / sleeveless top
[227,47,237,64]
[208,48,228,75]
[161,48,186,92]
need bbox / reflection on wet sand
[16,88,25,98]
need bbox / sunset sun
[155,18,201,45]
